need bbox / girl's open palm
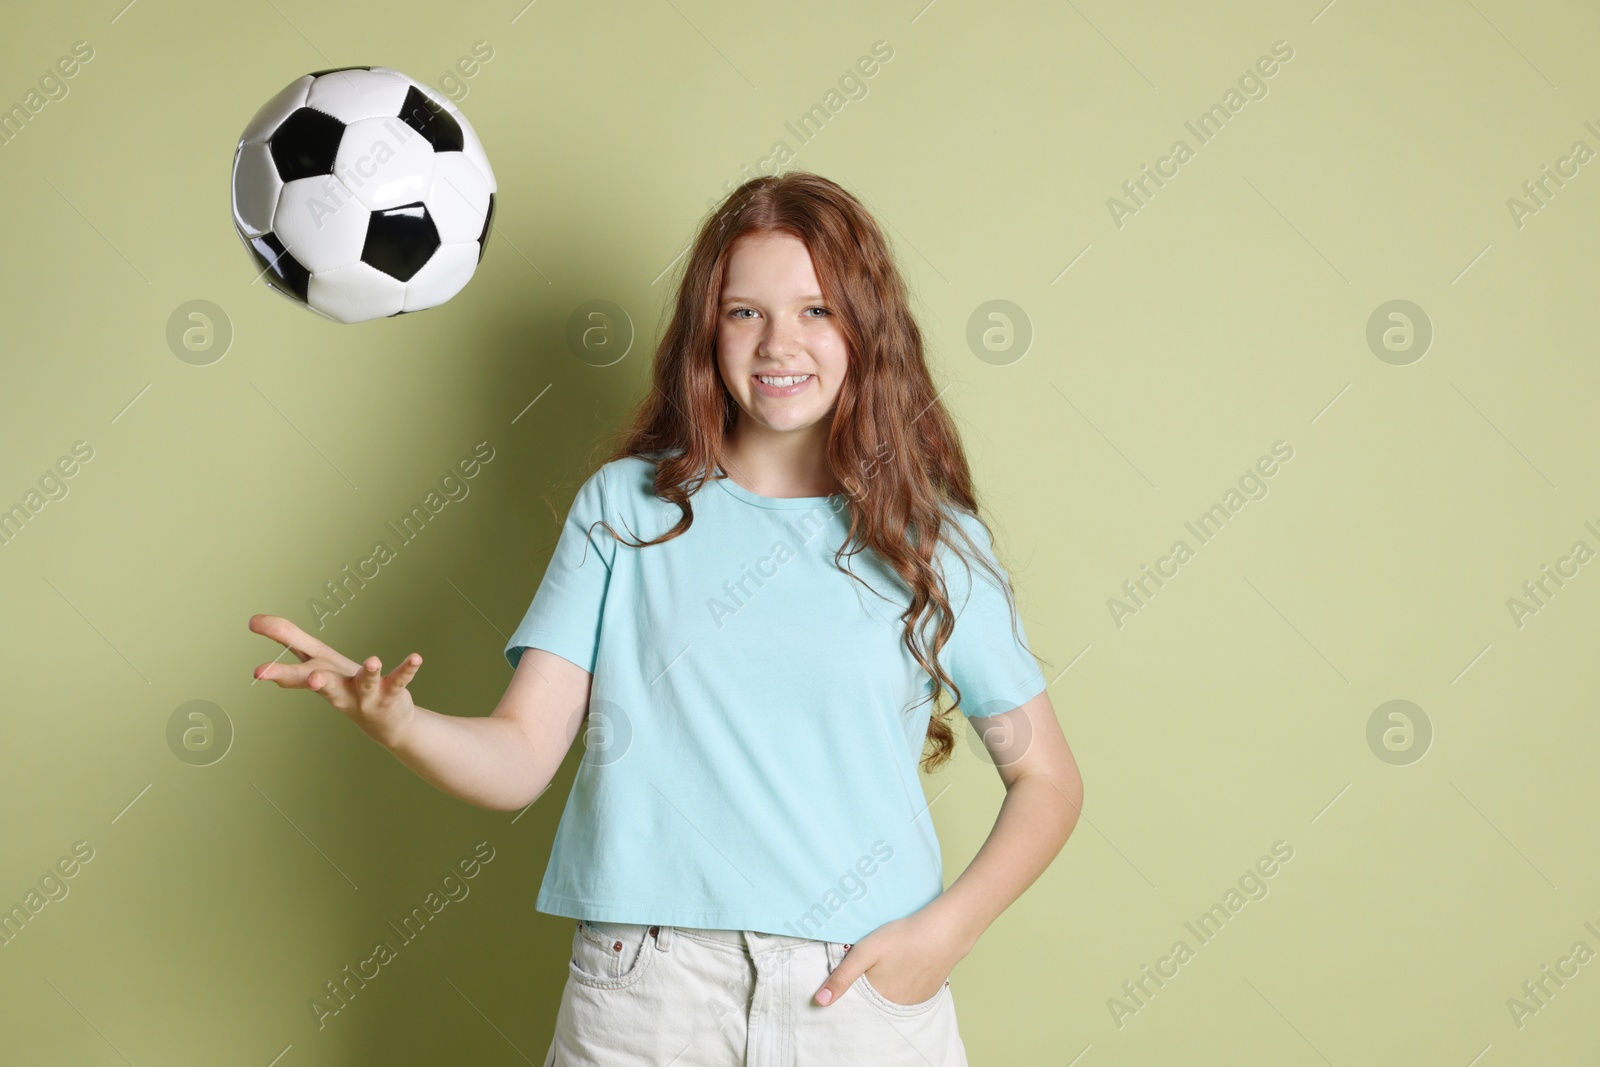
[249,613,421,747]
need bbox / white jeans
[544,919,970,1066]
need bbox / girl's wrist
[919,892,985,961]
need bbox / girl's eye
[726,306,828,319]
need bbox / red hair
[586,171,1041,771]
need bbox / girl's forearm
[383,705,543,813]
[927,772,1083,956]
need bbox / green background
[2,0,1597,1062]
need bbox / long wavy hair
[583,171,1041,772]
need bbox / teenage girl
[251,171,1082,1066]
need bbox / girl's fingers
[358,656,382,694]
[258,661,324,687]
[249,614,358,673]
[384,653,423,691]
[251,624,421,714]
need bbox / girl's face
[715,232,849,440]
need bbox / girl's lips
[751,373,813,398]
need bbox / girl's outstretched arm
[815,688,1081,1007]
[249,614,591,813]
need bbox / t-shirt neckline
[711,466,846,510]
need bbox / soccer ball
[230,66,496,324]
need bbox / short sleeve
[503,466,617,674]
[934,510,1048,718]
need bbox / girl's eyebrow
[719,294,826,304]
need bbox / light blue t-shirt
[503,453,1047,943]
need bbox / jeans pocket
[569,919,655,990]
[855,967,949,1017]
[827,940,949,1017]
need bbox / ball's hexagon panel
[361,201,440,282]
[308,261,407,323]
[426,152,492,244]
[275,175,372,273]
[403,242,480,312]
[305,68,411,125]
[269,107,347,182]
[239,74,313,145]
[333,115,436,211]
[231,141,282,237]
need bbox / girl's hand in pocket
[814,911,965,1007]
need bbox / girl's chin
[739,409,828,433]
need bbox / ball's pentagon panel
[242,232,311,302]
[391,71,496,194]
[269,107,346,183]
[237,75,313,146]
[476,193,496,264]
[231,66,496,323]
[361,202,440,282]
[398,85,465,154]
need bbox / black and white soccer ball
[230,66,496,324]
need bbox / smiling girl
[251,171,1082,1065]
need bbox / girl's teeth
[757,375,810,385]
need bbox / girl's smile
[751,372,815,397]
